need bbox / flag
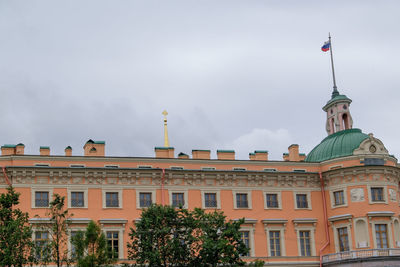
[321,40,330,52]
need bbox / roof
[305,128,369,162]
[323,94,352,111]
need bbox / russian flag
[321,41,330,52]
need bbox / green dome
[305,129,369,162]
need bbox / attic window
[293,169,306,173]
[233,167,247,171]
[89,147,97,152]
[171,166,184,170]
[35,163,50,167]
[105,165,119,168]
[138,165,152,169]
[70,164,85,168]
[263,168,277,172]
[201,167,216,171]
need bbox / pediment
[353,133,388,156]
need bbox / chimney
[83,140,105,156]
[65,146,72,156]
[217,150,235,160]
[155,147,174,158]
[249,153,255,160]
[178,152,189,159]
[192,150,211,160]
[40,146,50,156]
[253,150,268,161]
[283,144,305,162]
[1,144,16,156]
[15,143,25,155]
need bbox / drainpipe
[2,166,11,186]
[161,168,165,205]
[319,171,329,267]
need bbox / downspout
[161,168,165,205]
[2,166,12,186]
[319,171,329,267]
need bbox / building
[1,87,400,266]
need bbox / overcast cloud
[0,0,399,160]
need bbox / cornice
[1,166,321,189]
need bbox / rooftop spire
[328,33,339,98]
[162,110,170,147]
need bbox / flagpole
[328,33,339,96]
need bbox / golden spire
[162,110,170,147]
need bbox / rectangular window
[170,166,184,170]
[266,194,279,208]
[139,192,152,208]
[106,192,119,207]
[233,167,246,171]
[172,193,184,207]
[204,193,217,208]
[299,230,311,256]
[35,231,49,259]
[106,231,119,259]
[375,224,388,248]
[70,231,78,259]
[71,192,84,207]
[371,187,384,202]
[296,194,308,209]
[201,167,216,170]
[35,191,49,207]
[334,191,345,206]
[338,227,349,252]
[236,193,249,208]
[269,231,281,256]
[240,231,250,256]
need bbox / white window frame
[201,167,216,170]
[136,189,156,209]
[232,167,247,171]
[102,227,125,259]
[137,165,152,169]
[102,188,123,209]
[69,164,85,168]
[104,164,119,168]
[367,185,388,204]
[293,191,312,210]
[31,188,53,209]
[264,190,282,210]
[201,190,221,209]
[239,226,255,257]
[68,188,88,209]
[233,190,252,209]
[265,225,286,256]
[169,190,188,208]
[170,166,184,170]
[371,220,393,249]
[68,227,86,257]
[330,188,348,208]
[295,226,316,256]
[263,168,277,172]
[332,222,353,252]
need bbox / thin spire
[328,33,339,98]
[162,110,170,147]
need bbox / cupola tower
[322,89,353,135]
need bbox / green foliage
[38,194,73,267]
[72,220,116,267]
[248,259,265,266]
[127,204,248,267]
[0,186,36,266]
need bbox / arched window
[342,113,349,130]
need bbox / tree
[72,220,116,267]
[39,194,73,267]
[127,204,248,267]
[0,186,36,266]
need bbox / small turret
[323,89,353,135]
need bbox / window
[138,165,152,169]
[296,194,308,209]
[240,231,250,256]
[106,192,119,207]
[170,166,184,170]
[269,231,281,256]
[104,165,119,168]
[371,187,384,202]
[375,224,388,248]
[35,163,50,167]
[233,167,246,171]
[338,227,349,252]
[70,164,85,168]
[293,169,306,173]
[236,193,248,208]
[299,231,311,256]
[106,231,119,259]
[263,168,277,172]
[172,193,184,207]
[70,231,79,258]
[139,193,152,208]
[71,192,84,207]
[35,191,49,207]
[204,193,217,208]
[201,167,216,170]
[266,194,279,208]
[35,231,49,259]
[334,191,345,206]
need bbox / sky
[0,0,399,160]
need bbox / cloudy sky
[1,1,399,160]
